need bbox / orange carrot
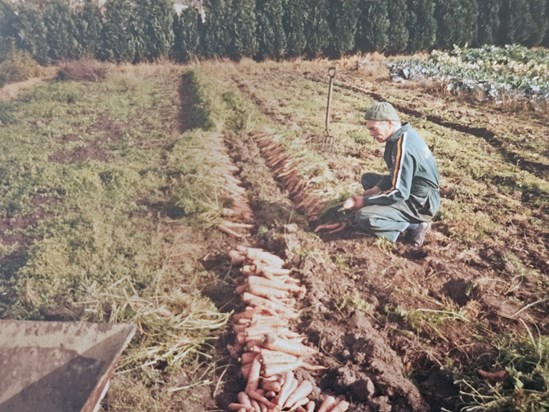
[254,268,300,284]
[477,369,507,382]
[267,295,296,307]
[229,250,246,265]
[250,399,261,412]
[251,304,293,319]
[277,376,298,408]
[317,395,337,412]
[263,335,316,357]
[219,223,244,238]
[236,318,252,326]
[231,201,252,213]
[234,308,272,323]
[262,361,302,377]
[255,263,291,276]
[237,391,253,407]
[223,220,254,229]
[223,174,242,185]
[247,276,302,293]
[241,363,252,380]
[247,283,289,300]
[259,363,292,378]
[246,325,298,340]
[241,293,297,318]
[247,391,278,410]
[241,265,256,275]
[261,379,282,392]
[288,397,310,411]
[284,380,313,409]
[246,356,262,393]
[236,246,285,267]
[261,373,282,383]
[302,362,327,371]
[250,311,291,322]
[260,349,300,365]
[286,177,300,193]
[329,400,350,412]
[271,153,288,167]
[277,165,298,177]
[246,316,287,328]
[240,351,257,365]
[227,403,254,411]
[275,371,295,408]
[224,185,246,196]
[235,284,248,295]
[245,339,263,352]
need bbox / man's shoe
[409,222,431,246]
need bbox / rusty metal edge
[81,324,137,412]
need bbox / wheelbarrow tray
[0,319,136,412]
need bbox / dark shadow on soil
[200,253,242,315]
[199,252,249,411]
[139,199,185,220]
[414,368,460,412]
[178,72,195,132]
[441,278,477,307]
[0,251,28,314]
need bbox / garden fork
[322,67,336,151]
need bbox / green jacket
[365,123,440,219]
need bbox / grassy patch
[0,64,229,410]
[456,333,549,411]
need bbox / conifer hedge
[0,0,547,65]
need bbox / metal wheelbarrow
[0,320,136,412]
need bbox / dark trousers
[352,173,410,241]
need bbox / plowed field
[1,58,547,412]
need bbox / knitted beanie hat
[364,102,400,122]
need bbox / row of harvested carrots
[254,135,323,222]
[216,153,255,238]
[227,245,349,412]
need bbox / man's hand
[363,186,382,197]
[342,195,365,210]
[342,198,355,210]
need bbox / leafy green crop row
[389,45,549,103]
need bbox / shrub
[0,49,42,87]
[57,57,110,82]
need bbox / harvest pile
[254,133,323,222]
[211,134,255,238]
[225,245,349,412]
